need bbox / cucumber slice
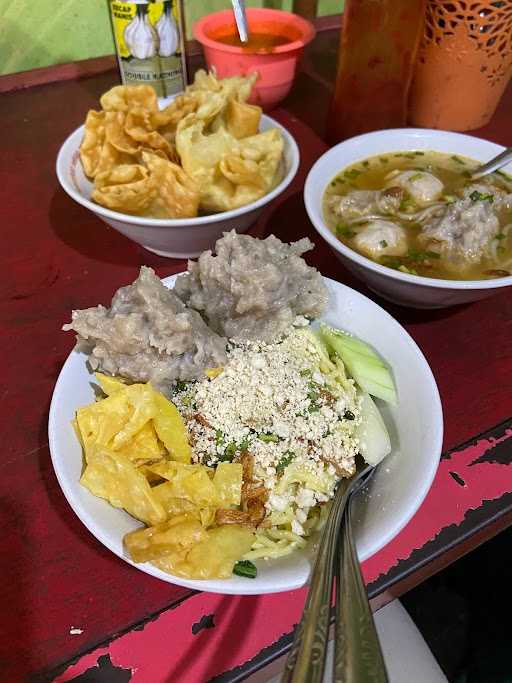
[356,392,391,465]
[320,325,397,405]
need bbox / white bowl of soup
[304,129,512,308]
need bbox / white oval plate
[48,275,443,595]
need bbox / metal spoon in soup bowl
[469,147,512,180]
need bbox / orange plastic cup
[193,9,315,111]
[409,0,512,130]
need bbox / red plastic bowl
[193,8,315,111]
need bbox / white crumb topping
[173,328,361,525]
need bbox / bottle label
[109,0,186,98]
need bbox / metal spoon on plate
[231,0,249,43]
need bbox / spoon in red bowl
[231,0,249,43]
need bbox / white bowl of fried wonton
[305,129,512,308]
[56,114,299,259]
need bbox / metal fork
[282,456,386,683]
[334,493,388,682]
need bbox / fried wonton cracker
[80,111,134,178]
[100,85,158,113]
[222,99,262,139]
[92,164,155,213]
[142,151,200,219]
[188,69,258,104]
[125,514,208,563]
[125,108,177,160]
[104,111,140,155]
[81,447,166,526]
[152,525,255,579]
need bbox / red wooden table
[2,29,512,683]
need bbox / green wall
[0,0,342,77]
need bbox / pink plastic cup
[193,8,316,111]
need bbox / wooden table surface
[2,29,512,683]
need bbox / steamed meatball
[419,195,500,265]
[326,189,402,221]
[353,220,408,259]
[387,170,443,207]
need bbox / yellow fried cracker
[100,85,158,113]
[76,391,132,462]
[124,108,176,158]
[213,463,243,507]
[142,151,199,219]
[92,164,155,213]
[222,99,261,139]
[81,448,166,526]
[153,525,255,579]
[152,390,192,462]
[111,383,157,449]
[104,111,139,155]
[125,514,207,563]
[149,461,219,507]
[115,421,165,466]
[80,110,106,177]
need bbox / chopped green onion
[408,173,424,182]
[344,168,361,180]
[218,442,237,462]
[215,429,225,446]
[362,160,370,167]
[258,433,280,443]
[174,380,188,393]
[233,560,257,579]
[344,410,355,420]
[414,151,425,156]
[407,249,440,262]
[399,197,415,212]
[380,255,403,270]
[404,267,418,276]
[451,155,466,165]
[379,240,388,248]
[443,194,457,204]
[336,224,356,238]
[469,190,494,202]
[276,451,295,475]
[495,232,506,241]
[300,368,312,377]
[398,265,418,275]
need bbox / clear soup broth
[323,151,512,280]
